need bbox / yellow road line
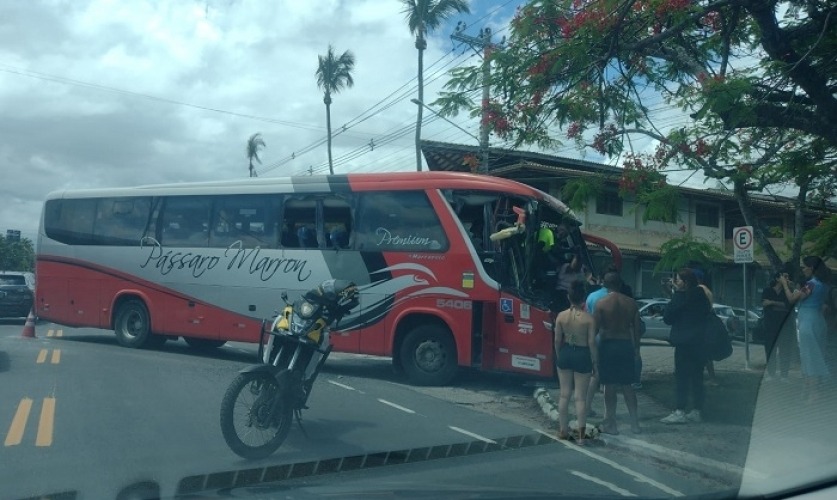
[36,398,56,447]
[57,329,63,337]
[36,349,48,364]
[51,350,61,364]
[5,398,33,446]
[47,329,54,337]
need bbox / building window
[596,192,623,216]
[695,204,719,228]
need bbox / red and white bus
[36,171,620,385]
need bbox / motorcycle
[220,279,360,459]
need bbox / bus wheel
[114,300,152,348]
[185,338,227,350]
[400,325,457,386]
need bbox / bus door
[484,199,554,378]
[493,291,553,378]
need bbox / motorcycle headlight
[299,301,316,318]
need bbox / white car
[637,298,671,342]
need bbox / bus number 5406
[436,299,472,310]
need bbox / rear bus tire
[400,325,458,386]
[114,300,154,348]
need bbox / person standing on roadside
[779,256,831,403]
[554,280,597,445]
[692,267,719,387]
[594,272,642,435]
[761,274,795,381]
[661,268,711,424]
[584,265,636,416]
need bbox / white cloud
[0,1,544,243]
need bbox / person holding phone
[780,256,831,403]
[661,268,711,424]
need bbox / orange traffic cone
[21,309,36,338]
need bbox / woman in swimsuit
[554,279,598,444]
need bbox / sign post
[733,226,754,369]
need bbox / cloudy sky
[4,0,750,247]
[1,0,544,242]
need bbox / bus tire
[185,338,227,350]
[399,325,458,386]
[114,300,153,348]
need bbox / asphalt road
[1,320,724,499]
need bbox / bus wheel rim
[125,312,144,339]
[415,340,444,372]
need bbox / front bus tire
[114,299,159,348]
[400,325,458,386]
[220,371,293,460]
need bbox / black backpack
[706,312,733,361]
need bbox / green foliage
[0,236,35,272]
[316,45,356,97]
[638,185,680,223]
[438,0,837,271]
[561,178,602,212]
[654,235,726,275]
[805,215,837,260]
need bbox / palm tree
[316,45,356,175]
[246,133,265,177]
[401,0,469,171]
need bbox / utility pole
[451,24,501,174]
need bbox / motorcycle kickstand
[294,409,309,439]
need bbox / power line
[0,63,326,131]
[259,50,476,175]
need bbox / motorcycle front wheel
[220,371,294,459]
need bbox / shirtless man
[593,272,642,434]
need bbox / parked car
[0,271,35,319]
[637,298,671,342]
[729,306,763,343]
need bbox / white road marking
[448,426,497,444]
[535,429,684,497]
[377,399,415,414]
[328,380,356,391]
[570,470,636,497]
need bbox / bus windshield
[445,188,591,312]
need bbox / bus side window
[296,225,318,248]
[322,194,353,250]
[161,196,210,247]
[210,195,275,249]
[281,197,317,249]
[329,227,349,249]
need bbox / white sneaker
[660,410,687,424]
[685,410,702,423]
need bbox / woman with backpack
[660,268,711,424]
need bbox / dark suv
[0,271,35,319]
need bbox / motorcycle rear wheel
[220,371,293,459]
